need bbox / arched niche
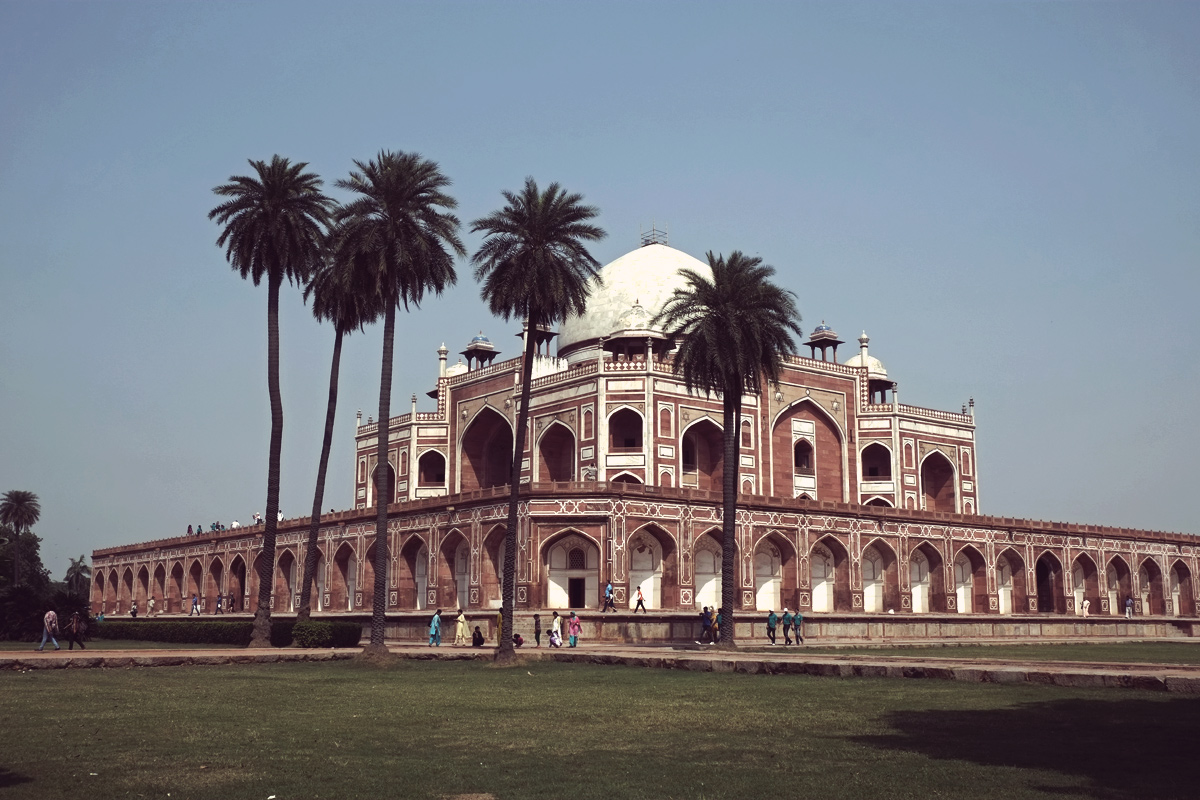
[437,531,470,610]
[860,442,892,480]
[1035,551,1066,613]
[909,542,946,613]
[608,408,644,451]
[545,532,600,610]
[995,548,1027,615]
[952,545,986,614]
[628,525,678,609]
[1106,556,1133,615]
[461,408,513,491]
[693,530,724,610]
[920,451,957,512]
[1071,554,1101,615]
[537,421,576,483]
[811,535,851,612]
[862,539,899,613]
[773,400,844,502]
[681,419,723,491]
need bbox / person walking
[567,611,582,647]
[781,608,794,645]
[1125,596,1134,619]
[533,614,542,647]
[495,609,503,644]
[794,609,805,644]
[228,591,237,613]
[147,596,155,616]
[190,594,200,616]
[766,609,778,645]
[633,585,647,613]
[696,606,712,645]
[65,611,87,650]
[36,609,60,651]
[428,609,442,646]
[130,600,138,618]
[551,611,562,648]
[454,609,467,646]
[214,594,223,614]
[603,582,615,612]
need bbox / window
[794,440,814,474]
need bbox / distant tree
[65,554,91,598]
[653,252,802,648]
[296,247,383,622]
[333,151,464,654]
[0,523,53,640]
[0,490,40,586]
[209,156,334,646]
[471,178,605,663]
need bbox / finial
[859,331,869,346]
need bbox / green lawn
[1,660,1195,799]
[0,639,240,652]
[812,641,1200,665]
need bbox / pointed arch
[395,534,426,610]
[331,542,357,611]
[416,449,448,490]
[863,496,893,508]
[909,541,946,613]
[860,442,892,480]
[187,560,204,610]
[227,555,246,613]
[543,529,601,609]
[920,450,957,512]
[628,523,678,609]
[810,534,851,612]
[1070,553,1101,616]
[152,563,166,612]
[693,528,725,610]
[169,561,185,613]
[995,547,1027,615]
[1139,558,1165,616]
[480,524,507,609]
[460,406,514,492]
[610,471,643,484]
[536,420,576,483]
[206,556,225,611]
[92,572,106,615]
[274,549,297,612]
[1106,555,1133,616]
[680,417,724,491]
[437,529,471,610]
[1035,550,1066,613]
[1169,560,1194,617]
[951,544,986,614]
[135,565,150,611]
[752,530,797,611]
[861,537,899,613]
[608,406,644,451]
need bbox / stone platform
[7,639,1200,694]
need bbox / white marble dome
[844,352,888,377]
[557,243,712,362]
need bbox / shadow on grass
[852,697,1200,799]
[0,765,33,788]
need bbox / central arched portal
[537,423,576,483]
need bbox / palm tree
[654,252,802,648]
[0,490,41,586]
[65,554,91,598]
[333,151,464,654]
[471,178,605,662]
[209,156,334,647]
[296,248,382,622]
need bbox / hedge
[91,619,362,648]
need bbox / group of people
[187,592,239,615]
[35,609,88,651]
[428,609,583,648]
[764,608,805,645]
[185,511,280,537]
[599,582,650,613]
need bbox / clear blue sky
[2,1,1197,580]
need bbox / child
[549,629,563,648]
[567,611,582,647]
[472,626,485,647]
[533,614,542,647]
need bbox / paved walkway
[6,640,1200,693]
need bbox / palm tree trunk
[250,271,285,648]
[497,314,539,664]
[719,383,742,648]
[298,327,345,623]
[12,529,19,587]
[366,304,396,652]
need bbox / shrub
[292,620,332,648]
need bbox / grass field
[811,641,1200,665]
[1,659,1196,799]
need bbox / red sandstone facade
[90,244,1197,623]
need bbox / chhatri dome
[844,331,888,378]
[557,243,713,364]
